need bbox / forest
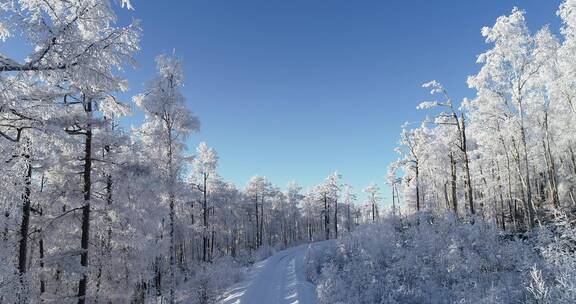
[1,0,576,304]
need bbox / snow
[219,244,320,304]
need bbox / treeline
[391,2,576,231]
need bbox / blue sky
[3,0,564,203]
[116,0,563,203]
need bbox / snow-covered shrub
[254,244,276,262]
[0,237,18,302]
[529,208,576,303]
[181,256,242,304]
[305,241,338,283]
[233,244,277,267]
[307,213,539,304]
[234,249,255,267]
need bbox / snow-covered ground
[218,244,319,304]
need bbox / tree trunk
[254,194,259,249]
[39,226,45,297]
[393,186,398,217]
[347,204,352,231]
[169,195,175,303]
[324,194,329,240]
[460,117,474,216]
[494,162,506,231]
[415,164,420,212]
[165,115,176,304]
[450,153,458,217]
[443,182,449,212]
[77,98,93,304]
[334,199,338,239]
[39,173,46,300]
[371,193,376,222]
[511,138,530,229]
[203,174,209,262]
[500,134,517,231]
[517,99,535,229]
[543,112,560,207]
[260,195,264,247]
[18,148,32,303]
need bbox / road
[218,244,319,304]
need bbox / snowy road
[218,244,319,304]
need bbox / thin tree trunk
[518,99,535,229]
[254,194,259,249]
[450,153,458,217]
[543,112,560,207]
[393,186,398,217]
[512,137,530,229]
[163,75,179,304]
[494,162,506,231]
[324,194,329,240]
[18,147,32,303]
[334,199,338,239]
[501,136,517,231]
[460,117,474,215]
[347,203,352,231]
[260,195,264,247]
[77,98,93,304]
[39,225,45,297]
[415,164,420,212]
[203,174,209,262]
[38,172,46,300]
[371,193,376,222]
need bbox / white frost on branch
[121,0,134,10]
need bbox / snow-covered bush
[528,208,576,303]
[180,256,242,304]
[305,241,338,283]
[254,244,276,262]
[306,213,541,304]
[233,244,277,267]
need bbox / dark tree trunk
[334,199,338,239]
[254,195,259,249]
[39,231,45,296]
[18,150,32,303]
[18,158,32,274]
[347,203,352,231]
[324,194,329,240]
[38,176,46,300]
[450,153,458,216]
[415,164,420,212]
[203,174,209,262]
[260,196,264,247]
[77,99,93,304]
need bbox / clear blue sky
[114,0,563,203]
[3,1,563,203]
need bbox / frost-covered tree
[191,142,218,262]
[363,183,381,222]
[245,176,271,249]
[418,81,475,216]
[466,8,563,229]
[1,1,139,302]
[134,54,200,303]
